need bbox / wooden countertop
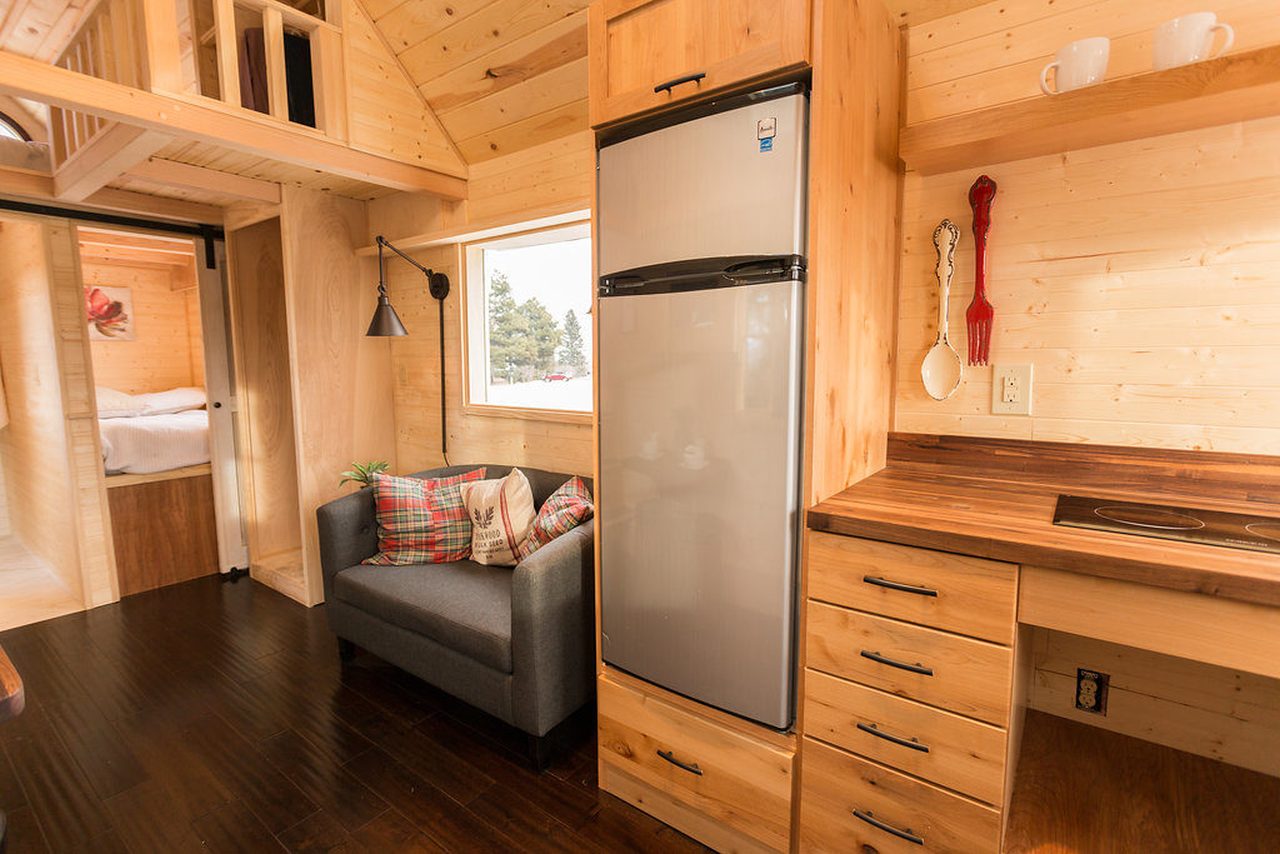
[808,434,1280,608]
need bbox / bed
[96,387,219,594]
[96,386,211,475]
[100,409,211,475]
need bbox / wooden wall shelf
[901,45,1280,175]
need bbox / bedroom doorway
[77,225,248,596]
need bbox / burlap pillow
[459,468,536,566]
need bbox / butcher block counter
[797,433,1280,852]
[809,433,1280,608]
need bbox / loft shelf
[900,45,1280,175]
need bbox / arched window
[0,111,31,142]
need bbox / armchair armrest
[316,487,379,602]
[510,519,596,736]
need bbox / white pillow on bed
[135,387,207,415]
[96,387,145,419]
[97,386,206,418]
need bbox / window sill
[461,403,593,426]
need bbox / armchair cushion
[333,560,513,672]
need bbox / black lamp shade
[367,294,407,337]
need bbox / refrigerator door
[598,273,803,728]
[598,89,807,277]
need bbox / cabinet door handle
[860,650,934,676]
[862,575,938,597]
[856,722,930,753]
[656,749,703,776]
[654,71,707,94]
[852,810,924,846]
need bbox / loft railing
[49,0,144,167]
[50,0,348,170]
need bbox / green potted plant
[339,460,390,489]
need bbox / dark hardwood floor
[0,575,708,853]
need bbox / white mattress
[100,409,211,475]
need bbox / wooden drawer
[804,670,1007,805]
[588,0,810,128]
[808,531,1017,644]
[806,601,1012,725]
[597,674,794,852]
[799,738,1001,853]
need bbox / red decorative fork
[966,175,998,366]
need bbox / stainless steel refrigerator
[597,84,807,729]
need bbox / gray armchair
[317,465,595,767]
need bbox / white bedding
[100,409,211,475]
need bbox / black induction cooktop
[1053,494,1280,555]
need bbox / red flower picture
[85,286,134,340]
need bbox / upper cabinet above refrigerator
[588,0,811,128]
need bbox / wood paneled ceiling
[0,0,93,60]
[362,0,589,164]
[0,0,89,137]
[362,0,994,164]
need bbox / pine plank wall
[893,0,1280,454]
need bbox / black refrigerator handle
[599,255,805,298]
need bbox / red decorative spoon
[966,175,997,366]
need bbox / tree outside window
[465,222,592,414]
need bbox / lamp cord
[437,292,448,466]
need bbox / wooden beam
[53,123,173,202]
[355,202,591,255]
[0,165,225,224]
[139,0,185,92]
[126,158,282,204]
[0,50,469,197]
[310,26,347,140]
[212,0,241,104]
[262,7,289,121]
[0,138,52,173]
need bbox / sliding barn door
[196,239,249,572]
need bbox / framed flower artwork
[85,286,134,341]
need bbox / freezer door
[598,278,803,728]
[598,91,807,277]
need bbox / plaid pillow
[517,477,594,561]
[363,469,486,565]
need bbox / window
[0,112,30,142]
[464,222,593,416]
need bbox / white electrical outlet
[992,364,1033,415]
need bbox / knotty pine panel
[0,218,85,602]
[366,131,594,476]
[344,0,464,175]
[83,262,205,394]
[278,187,398,605]
[894,116,1280,454]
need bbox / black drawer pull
[860,650,934,676]
[862,575,938,597]
[852,809,924,846]
[856,722,930,753]
[654,71,707,94]
[656,749,703,776]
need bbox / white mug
[1040,37,1111,95]
[1154,12,1234,70]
